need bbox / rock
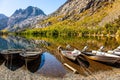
[0,14,8,30]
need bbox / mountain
[11,15,45,32]
[0,14,8,30]
[5,6,46,31]
[33,0,120,33]
[34,0,116,28]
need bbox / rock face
[34,0,115,28]
[54,0,114,18]
[6,6,46,31]
[0,14,8,30]
[9,15,45,32]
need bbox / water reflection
[35,52,66,77]
[77,55,90,68]
[0,35,120,77]
[0,36,49,50]
[57,52,113,76]
[0,36,34,50]
[0,51,66,77]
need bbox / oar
[76,55,97,80]
[76,55,89,68]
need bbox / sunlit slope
[24,0,120,35]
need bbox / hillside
[33,0,116,28]
[22,0,120,36]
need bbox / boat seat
[107,50,114,54]
[92,50,105,55]
[92,50,97,54]
[71,49,81,56]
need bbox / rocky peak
[11,6,46,18]
[0,14,8,30]
[12,9,23,16]
[6,6,46,30]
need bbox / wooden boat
[0,53,5,65]
[107,46,120,56]
[19,49,43,61]
[82,50,120,64]
[26,53,45,73]
[58,46,81,61]
[0,49,23,60]
[5,58,24,71]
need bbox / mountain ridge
[0,14,8,30]
[0,6,46,32]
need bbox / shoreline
[0,64,120,80]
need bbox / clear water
[0,35,120,78]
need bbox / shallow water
[0,35,120,78]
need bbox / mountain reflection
[0,36,50,50]
[0,36,36,50]
[0,36,66,77]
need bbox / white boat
[58,46,81,61]
[58,45,90,68]
[82,46,120,64]
[108,46,120,56]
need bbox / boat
[26,53,45,73]
[58,46,81,61]
[107,46,120,56]
[82,46,120,64]
[58,45,90,68]
[5,57,24,71]
[0,49,23,60]
[0,53,5,66]
[19,49,43,61]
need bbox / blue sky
[0,0,67,17]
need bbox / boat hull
[87,56,120,63]
[83,52,120,64]
[20,54,41,62]
[112,52,120,56]
[19,49,43,62]
[0,50,23,60]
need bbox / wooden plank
[64,63,77,74]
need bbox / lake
[0,35,120,79]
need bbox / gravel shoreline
[0,64,120,80]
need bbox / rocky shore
[0,64,120,80]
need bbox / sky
[0,0,67,17]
